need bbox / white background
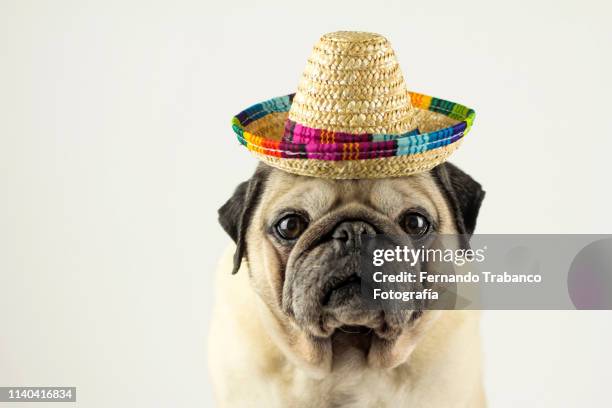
[1,0,611,406]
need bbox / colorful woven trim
[283,119,421,144]
[231,92,475,161]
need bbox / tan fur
[209,170,486,407]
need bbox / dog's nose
[332,221,377,250]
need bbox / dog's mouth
[318,272,393,341]
[285,243,421,363]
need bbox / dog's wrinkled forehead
[259,169,447,226]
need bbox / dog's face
[219,163,484,374]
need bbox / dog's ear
[432,162,485,236]
[218,165,268,274]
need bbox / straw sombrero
[231,31,475,179]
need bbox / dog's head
[218,162,484,374]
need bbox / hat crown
[287,31,414,134]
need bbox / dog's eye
[275,214,309,240]
[401,212,430,237]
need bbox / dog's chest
[286,369,411,408]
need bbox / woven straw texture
[289,31,415,135]
[230,31,476,179]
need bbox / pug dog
[208,161,486,408]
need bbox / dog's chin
[324,305,383,357]
[309,289,411,367]
[316,319,410,370]
[331,325,375,359]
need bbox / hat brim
[231,91,475,179]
